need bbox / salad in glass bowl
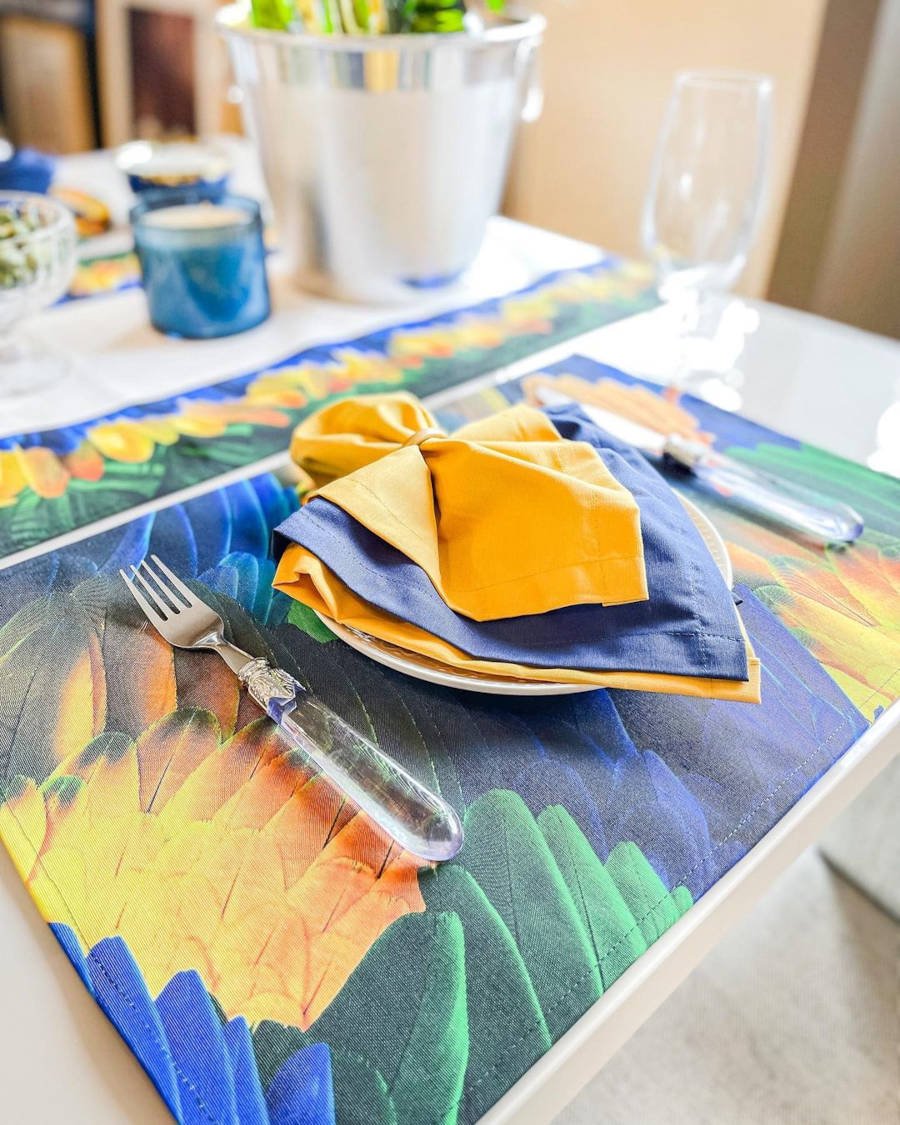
[0,191,76,393]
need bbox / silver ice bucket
[217,4,545,302]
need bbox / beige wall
[504,0,827,297]
[808,0,900,338]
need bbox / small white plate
[316,496,733,696]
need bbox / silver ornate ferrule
[238,657,302,716]
[663,434,709,470]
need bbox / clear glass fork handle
[238,659,463,862]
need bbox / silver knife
[535,388,864,544]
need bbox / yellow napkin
[289,393,648,621]
[274,544,762,702]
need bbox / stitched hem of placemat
[20,889,218,1121]
[1,668,895,1125]
[86,952,218,1123]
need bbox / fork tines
[120,555,192,622]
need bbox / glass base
[659,291,761,413]
[674,368,745,412]
[0,331,72,398]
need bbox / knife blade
[535,387,864,544]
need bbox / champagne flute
[642,70,773,404]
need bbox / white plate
[315,495,733,696]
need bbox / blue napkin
[273,404,749,681]
[0,147,55,194]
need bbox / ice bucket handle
[519,39,544,123]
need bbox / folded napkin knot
[286,391,649,620]
[400,426,446,449]
[274,393,760,701]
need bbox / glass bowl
[0,191,77,393]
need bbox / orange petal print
[761,581,900,715]
[332,349,405,386]
[17,447,71,498]
[0,777,47,882]
[135,418,180,446]
[171,402,292,433]
[832,543,900,634]
[521,372,712,443]
[2,707,427,1027]
[156,718,293,826]
[63,442,105,482]
[134,710,223,813]
[249,363,336,404]
[170,411,229,439]
[102,616,177,733]
[449,316,506,351]
[55,628,107,763]
[502,293,557,324]
[175,648,242,737]
[219,405,292,428]
[729,530,900,719]
[246,382,309,409]
[389,330,456,361]
[724,542,782,586]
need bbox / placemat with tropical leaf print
[1,258,655,561]
[1,355,897,1124]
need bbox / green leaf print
[460,790,602,1041]
[604,840,693,945]
[537,804,649,989]
[255,911,469,1125]
[421,863,551,1121]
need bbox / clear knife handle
[664,437,864,544]
[238,659,463,862]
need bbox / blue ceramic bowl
[117,141,231,203]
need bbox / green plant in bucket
[404,0,466,33]
[251,0,299,29]
[250,0,503,33]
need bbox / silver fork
[120,555,463,862]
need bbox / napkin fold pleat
[274,541,760,700]
[274,493,749,679]
[290,393,649,620]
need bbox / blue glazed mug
[131,190,270,339]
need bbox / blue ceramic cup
[131,190,270,339]
[116,141,231,202]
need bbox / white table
[1,151,898,1124]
